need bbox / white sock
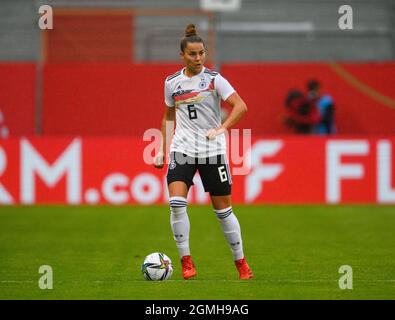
[169,196,190,258]
[215,207,244,261]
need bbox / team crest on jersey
[169,160,177,170]
[198,79,208,90]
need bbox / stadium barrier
[221,62,395,135]
[42,63,181,136]
[0,63,36,135]
[1,62,395,136]
[41,62,395,136]
[0,136,394,205]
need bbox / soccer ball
[141,252,173,281]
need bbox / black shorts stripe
[224,160,232,185]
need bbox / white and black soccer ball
[141,252,173,281]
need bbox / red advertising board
[42,63,182,136]
[221,62,395,135]
[39,62,395,136]
[0,136,394,205]
[0,63,36,136]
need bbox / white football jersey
[164,67,235,158]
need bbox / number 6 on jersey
[187,104,197,120]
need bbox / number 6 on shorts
[218,165,228,182]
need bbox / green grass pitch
[0,205,394,300]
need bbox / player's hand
[153,151,164,169]
[206,127,226,140]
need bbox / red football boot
[181,255,197,280]
[235,257,253,280]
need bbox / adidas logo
[177,85,182,90]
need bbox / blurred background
[0,0,394,204]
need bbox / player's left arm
[206,92,248,140]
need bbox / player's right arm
[153,105,175,169]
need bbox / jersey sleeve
[164,80,175,107]
[215,74,236,101]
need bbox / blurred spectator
[0,108,10,138]
[283,89,319,134]
[306,79,336,134]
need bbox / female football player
[154,24,253,280]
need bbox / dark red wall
[42,63,183,136]
[46,15,133,62]
[221,62,395,135]
[1,62,394,137]
[0,63,36,135]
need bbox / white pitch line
[2,279,395,284]
[1,281,35,283]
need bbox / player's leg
[211,195,253,279]
[166,152,197,279]
[200,154,253,279]
[168,181,190,258]
[211,195,243,261]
